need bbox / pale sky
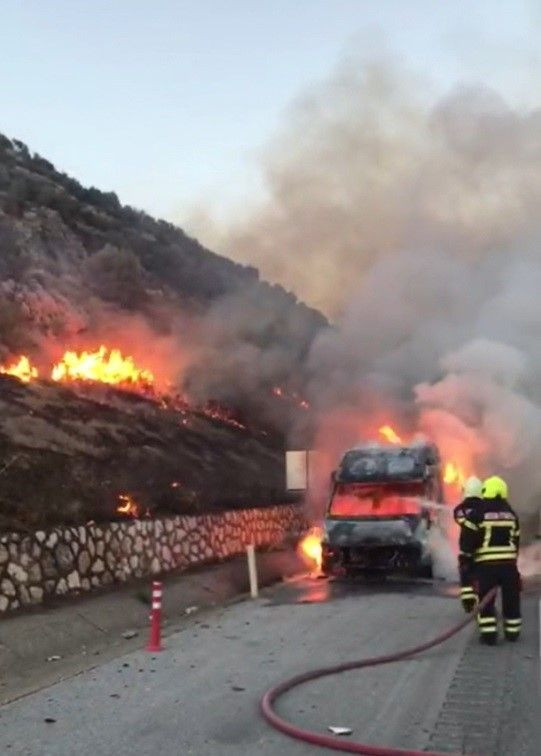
[1,1,540,222]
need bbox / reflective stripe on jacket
[460,497,520,564]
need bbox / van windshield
[329,482,425,517]
[337,449,422,482]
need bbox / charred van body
[321,442,443,577]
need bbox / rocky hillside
[0,133,326,409]
[0,373,290,530]
[0,134,325,528]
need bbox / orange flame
[378,424,403,444]
[51,346,154,390]
[202,401,246,430]
[116,493,140,518]
[376,422,471,499]
[443,461,466,489]
[298,527,323,572]
[0,356,39,383]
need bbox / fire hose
[260,586,498,756]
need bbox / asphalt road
[0,576,539,755]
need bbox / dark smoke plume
[189,53,541,533]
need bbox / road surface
[0,576,539,755]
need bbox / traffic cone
[146,580,163,652]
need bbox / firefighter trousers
[476,562,521,642]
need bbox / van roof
[336,443,440,484]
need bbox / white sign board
[286,450,308,490]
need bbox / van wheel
[321,557,334,578]
[416,562,433,579]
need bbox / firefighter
[459,475,521,645]
[454,476,483,613]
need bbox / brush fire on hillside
[0,356,39,383]
[51,346,155,390]
[0,346,253,432]
[0,347,155,392]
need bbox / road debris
[46,655,61,662]
[328,726,353,736]
[121,630,138,639]
[185,605,198,615]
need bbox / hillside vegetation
[0,133,325,360]
[0,374,288,530]
[0,134,323,528]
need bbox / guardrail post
[246,544,259,598]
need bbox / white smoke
[518,541,541,577]
[428,521,459,582]
[188,52,541,538]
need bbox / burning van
[321,442,443,577]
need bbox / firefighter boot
[502,566,521,642]
[504,618,521,641]
[461,596,476,613]
[460,584,477,613]
[480,632,497,646]
[478,614,498,645]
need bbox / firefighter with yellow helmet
[458,475,521,645]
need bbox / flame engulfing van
[321,442,443,577]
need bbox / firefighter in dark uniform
[453,476,483,613]
[459,475,521,645]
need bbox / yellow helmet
[482,475,508,499]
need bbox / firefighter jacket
[459,497,520,566]
[454,496,484,597]
[453,496,483,527]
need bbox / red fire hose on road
[260,587,498,756]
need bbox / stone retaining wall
[0,505,304,613]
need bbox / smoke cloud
[189,52,541,535]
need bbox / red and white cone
[146,580,163,652]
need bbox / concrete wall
[0,505,304,613]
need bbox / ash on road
[0,577,539,755]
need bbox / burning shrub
[116,493,140,518]
[51,345,154,391]
[0,355,38,382]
